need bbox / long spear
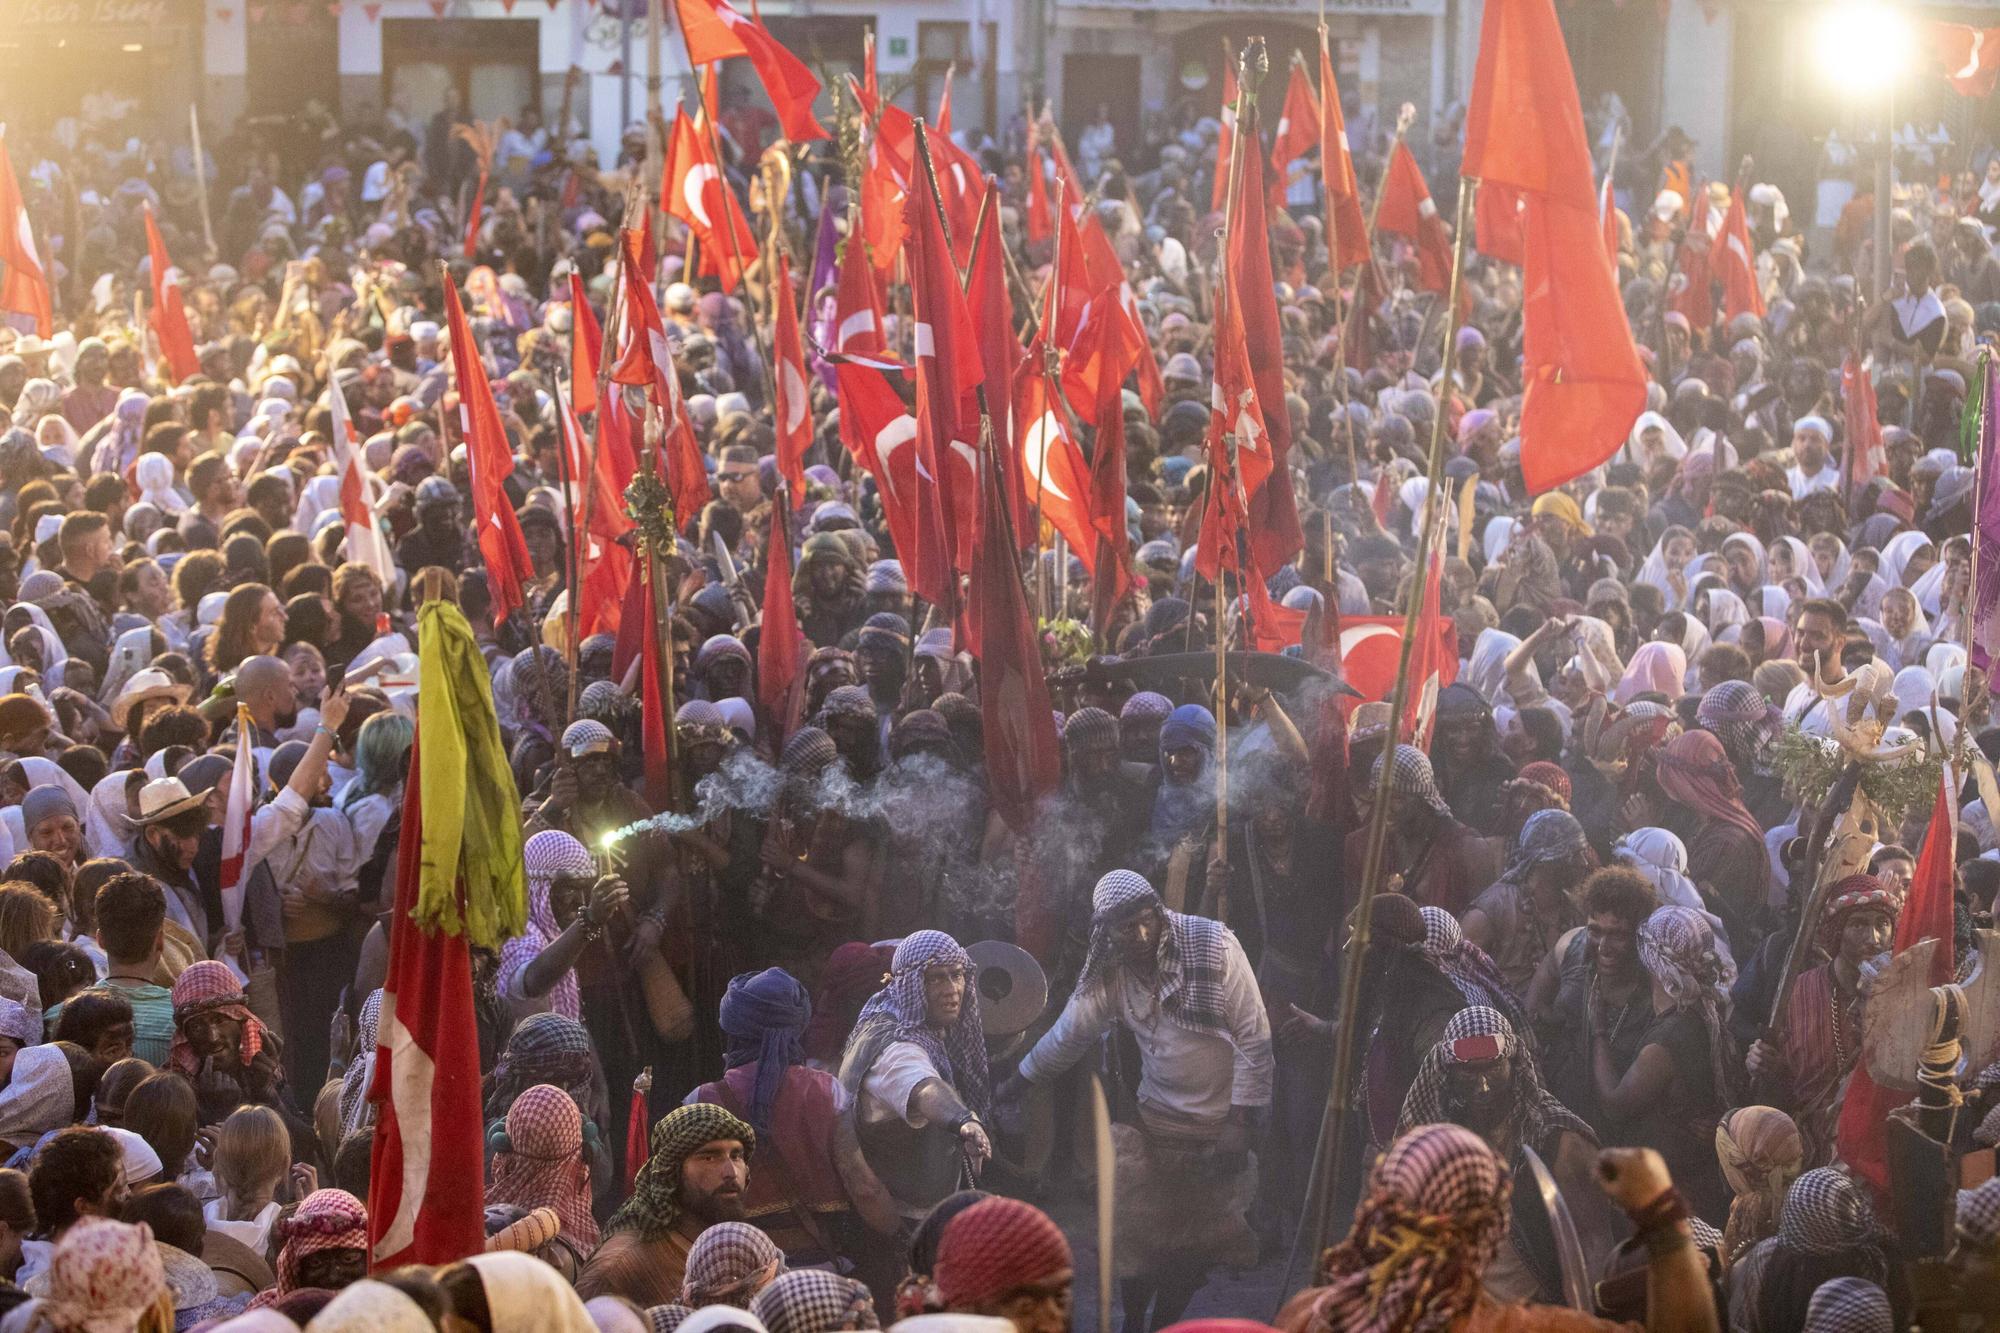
[1293,172,1480,1274]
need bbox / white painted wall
[1658,0,1732,181]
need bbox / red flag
[832,220,888,358]
[610,229,711,531]
[1318,32,1370,275]
[771,249,812,505]
[935,63,954,134]
[1407,547,1448,748]
[664,110,759,291]
[1338,597,1458,742]
[1268,59,1319,206]
[367,705,488,1270]
[1475,181,1527,266]
[1375,144,1453,293]
[674,0,826,142]
[328,372,398,588]
[143,204,200,384]
[1025,144,1052,247]
[0,137,53,338]
[1932,21,2000,96]
[623,1085,650,1196]
[904,137,983,601]
[1713,186,1765,321]
[568,270,600,416]
[758,501,804,740]
[1345,256,1381,373]
[1195,296,1263,583]
[1085,373,1131,632]
[1843,352,1886,491]
[1014,352,1095,570]
[559,388,635,640]
[967,186,1026,539]
[1369,466,1394,528]
[836,363,922,564]
[1212,47,1237,215]
[462,170,488,259]
[971,430,1061,829]
[851,83,914,274]
[443,278,534,625]
[1836,769,1957,1197]
[1228,107,1305,573]
[1668,191,1715,334]
[1462,0,1646,495]
[930,130,987,270]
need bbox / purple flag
[807,186,841,391]
[1974,353,2000,671]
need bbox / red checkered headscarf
[486,1083,599,1250]
[167,960,265,1077]
[247,1189,368,1308]
[933,1198,1072,1310]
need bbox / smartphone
[325,662,347,694]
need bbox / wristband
[314,724,336,739]
[1628,1186,1689,1237]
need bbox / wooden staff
[552,375,585,721]
[189,106,218,260]
[1302,172,1479,1263]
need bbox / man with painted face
[168,960,291,1129]
[818,685,884,782]
[1345,744,1501,919]
[853,614,910,721]
[1527,867,1659,1136]
[1745,876,1898,1166]
[1430,683,1520,838]
[794,533,867,649]
[394,475,469,575]
[1464,809,1597,996]
[1007,871,1272,1333]
[1395,1006,1621,1305]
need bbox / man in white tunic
[1006,869,1273,1333]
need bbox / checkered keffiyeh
[167,959,265,1078]
[1304,1124,1510,1333]
[485,1012,599,1125]
[1957,1177,2000,1250]
[1416,909,1526,1030]
[606,1104,757,1241]
[41,1218,167,1333]
[839,930,990,1118]
[1396,1006,1595,1160]
[1074,870,1233,1039]
[1371,744,1450,816]
[1779,1169,1878,1256]
[932,1197,1071,1310]
[751,1269,879,1333]
[486,1083,599,1250]
[504,830,597,1022]
[1817,876,1899,953]
[682,1221,784,1307]
[251,1189,368,1307]
[1803,1277,1892,1333]
[648,1306,694,1333]
[1638,905,1739,1100]
[1498,810,1589,883]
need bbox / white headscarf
[1623,411,1687,465]
[1910,557,1950,615]
[1465,629,1523,706]
[1615,828,1732,957]
[97,626,156,707]
[1482,516,1517,567]
[85,770,142,861]
[1756,585,1792,621]
[1772,535,1826,597]
[134,453,187,515]
[292,475,342,535]
[1705,587,1750,631]
[1891,665,1937,725]
[1636,526,1694,603]
[1813,537,1852,593]
[0,1045,74,1147]
[1879,530,1935,589]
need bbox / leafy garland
[1039,617,1095,670]
[1770,727,1945,827]
[624,472,677,559]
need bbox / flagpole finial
[1239,36,1269,101]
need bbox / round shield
[967,940,1048,1038]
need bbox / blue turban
[1158,704,1217,758]
[718,968,812,1134]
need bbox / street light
[1815,3,1914,299]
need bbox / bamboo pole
[1299,173,1479,1267]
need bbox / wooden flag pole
[1295,171,1479,1273]
[189,106,218,260]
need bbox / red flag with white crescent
[1013,351,1095,570]
[327,373,398,589]
[144,203,200,384]
[674,0,826,142]
[836,363,922,567]
[664,110,760,291]
[442,279,534,626]
[771,249,812,506]
[0,136,53,338]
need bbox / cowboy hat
[109,668,191,730]
[135,776,207,825]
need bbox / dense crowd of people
[0,15,1994,1333]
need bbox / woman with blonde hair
[205,1104,294,1258]
[0,883,58,968]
